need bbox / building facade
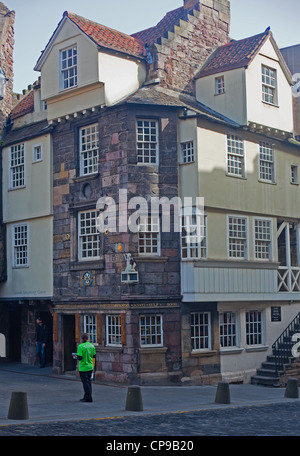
[2,0,300,385]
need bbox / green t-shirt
[77,341,96,372]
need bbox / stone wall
[52,103,182,382]
[151,0,230,95]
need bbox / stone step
[251,375,280,387]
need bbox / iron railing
[272,312,300,375]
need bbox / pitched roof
[10,90,34,120]
[196,30,270,78]
[66,12,146,59]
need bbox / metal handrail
[272,312,300,375]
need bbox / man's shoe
[80,399,93,402]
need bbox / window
[13,223,28,267]
[191,312,211,351]
[78,210,101,260]
[181,208,206,259]
[219,312,237,348]
[106,315,122,346]
[79,124,99,176]
[291,165,298,184]
[227,135,245,177]
[246,310,263,345]
[138,215,160,255]
[228,216,248,259]
[259,142,275,182]
[60,45,77,90]
[10,143,25,189]
[32,144,42,163]
[140,315,163,347]
[84,315,97,344]
[254,218,272,260]
[137,120,158,165]
[181,141,195,163]
[262,65,277,104]
[215,76,225,94]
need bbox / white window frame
[140,314,163,347]
[106,315,122,347]
[12,223,29,268]
[291,164,298,185]
[136,119,159,165]
[78,210,101,261]
[181,141,195,164]
[181,208,207,260]
[215,75,225,95]
[191,312,211,351]
[84,314,97,345]
[79,124,99,176]
[60,45,78,91]
[262,65,277,105]
[32,143,43,163]
[219,311,238,348]
[259,142,275,183]
[138,215,161,256]
[9,143,25,189]
[226,135,245,178]
[253,217,273,261]
[227,215,249,259]
[245,310,264,346]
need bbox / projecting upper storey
[195,29,295,134]
[34,11,148,120]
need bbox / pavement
[0,362,299,426]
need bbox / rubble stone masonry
[151,0,230,95]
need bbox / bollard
[215,381,231,404]
[8,391,29,420]
[125,386,143,411]
[284,378,299,399]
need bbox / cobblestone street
[0,402,299,437]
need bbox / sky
[4,0,300,94]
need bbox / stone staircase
[251,312,300,387]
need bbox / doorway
[63,315,77,372]
[8,309,22,362]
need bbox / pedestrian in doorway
[35,316,47,368]
[75,333,96,403]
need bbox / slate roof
[124,84,240,127]
[196,30,270,78]
[65,12,146,59]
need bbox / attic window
[262,65,277,105]
[60,45,77,90]
[215,76,225,95]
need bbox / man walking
[35,317,47,368]
[76,333,96,402]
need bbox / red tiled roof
[66,12,146,59]
[11,90,34,120]
[196,30,270,78]
[131,7,185,45]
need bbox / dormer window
[60,45,77,90]
[215,76,225,95]
[262,65,277,105]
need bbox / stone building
[31,0,230,383]
[0,3,15,344]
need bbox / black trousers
[79,370,93,401]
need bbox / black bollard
[8,391,29,420]
[284,378,299,398]
[125,386,143,411]
[215,381,231,404]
